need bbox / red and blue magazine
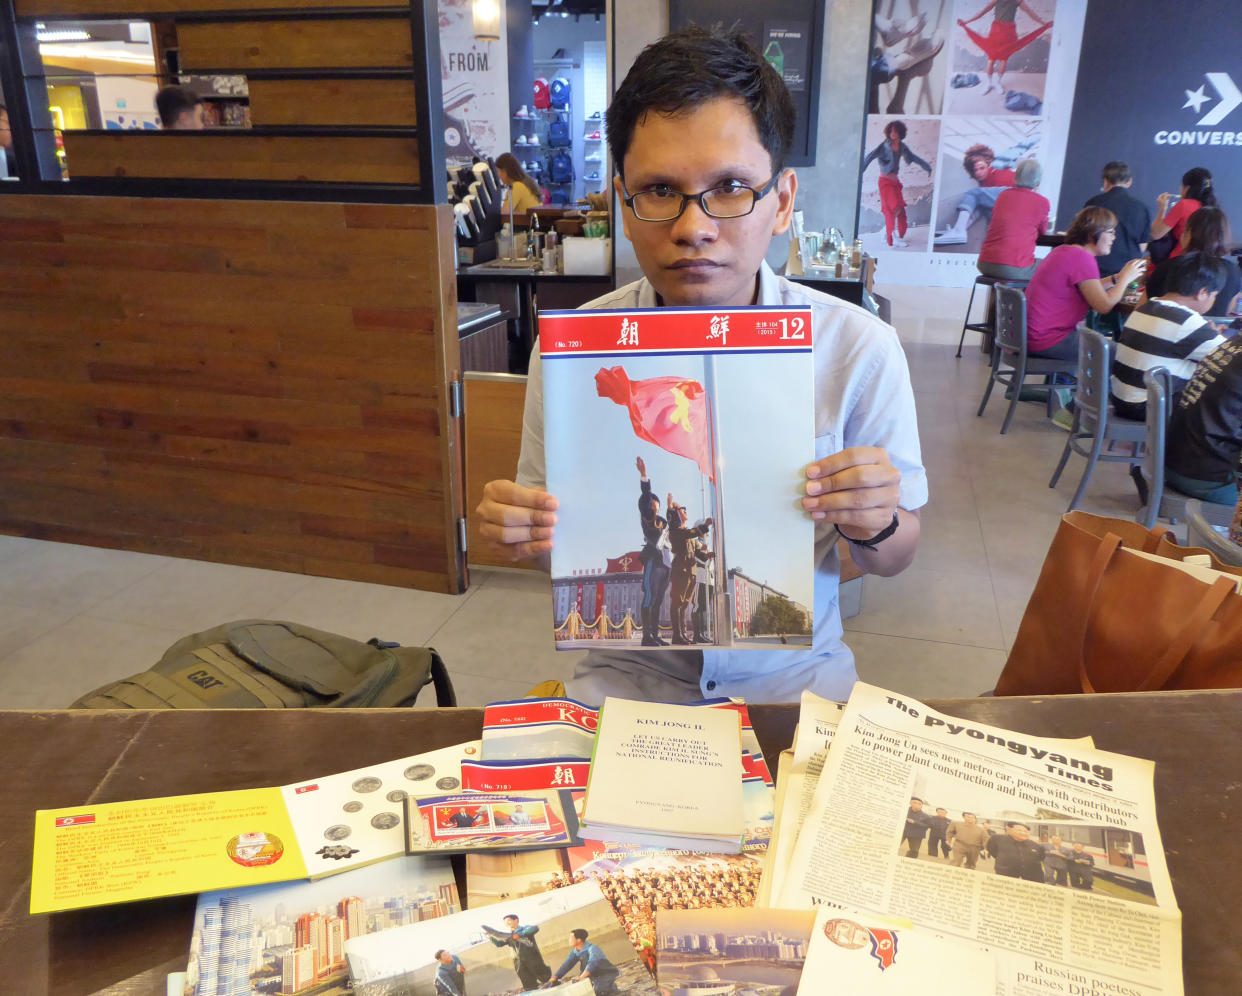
[539,306,816,651]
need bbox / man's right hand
[476,479,558,561]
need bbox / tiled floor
[0,284,1159,709]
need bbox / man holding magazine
[477,26,927,704]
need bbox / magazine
[775,683,1184,996]
[344,879,660,995]
[30,741,478,913]
[182,855,459,996]
[539,305,815,650]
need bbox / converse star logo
[1183,85,1211,114]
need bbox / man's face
[971,159,991,182]
[614,96,796,309]
[936,808,946,817]
[909,800,922,811]
[1008,825,1030,841]
[505,917,519,929]
[571,935,585,950]
[964,814,977,824]
[1073,843,1085,854]
[438,952,454,966]
[174,105,205,130]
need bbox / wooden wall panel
[248,79,418,127]
[0,195,464,593]
[17,0,408,14]
[62,132,420,185]
[177,18,413,71]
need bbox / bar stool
[956,274,1028,358]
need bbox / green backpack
[70,620,456,710]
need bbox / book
[539,305,815,650]
[30,741,478,914]
[343,879,660,995]
[403,789,583,855]
[581,697,744,853]
[181,855,459,996]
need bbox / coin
[343,801,364,814]
[386,790,408,803]
[404,764,435,781]
[324,824,352,841]
[370,813,400,830]
[436,777,460,790]
[352,776,382,794]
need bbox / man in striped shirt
[1110,254,1231,420]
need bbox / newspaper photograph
[777,683,1183,996]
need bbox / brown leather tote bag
[994,511,1242,695]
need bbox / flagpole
[704,353,730,648]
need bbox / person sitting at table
[496,152,543,214]
[1084,161,1151,279]
[1165,336,1242,506]
[1110,253,1229,420]
[1151,166,1217,262]
[977,158,1048,280]
[1144,206,1241,321]
[1024,206,1146,360]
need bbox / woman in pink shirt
[1025,206,1146,360]
[1151,167,1217,260]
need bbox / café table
[2,691,1237,993]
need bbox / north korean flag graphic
[55,815,95,828]
[294,784,319,794]
[868,928,898,970]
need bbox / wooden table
[3,692,1238,993]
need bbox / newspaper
[776,683,1183,996]
[760,692,845,905]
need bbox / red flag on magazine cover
[595,366,714,480]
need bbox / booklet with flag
[539,306,815,651]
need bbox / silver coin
[370,812,400,830]
[436,777,460,790]
[386,789,408,803]
[404,764,435,781]
[352,776,382,794]
[324,824,352,841]
[343,801,364,814]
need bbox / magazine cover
[539,306,815,651]
[344,879,660,995]
[183,855,459,996]
[656,906,816,994]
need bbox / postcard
[404,789,583,855]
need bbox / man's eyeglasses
[621,173,783,222]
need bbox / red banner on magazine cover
[539,306,814,355]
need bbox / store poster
[858,0,1087,287]
[439,0,510,164]
[763,21,810,93]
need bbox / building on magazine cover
[551,550,656,641]
[727,569,811,639]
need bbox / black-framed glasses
[621,172,783,222]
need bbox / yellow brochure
[30,787,305,914]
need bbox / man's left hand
[802,446,901,538]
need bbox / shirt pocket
[814,432,839,462]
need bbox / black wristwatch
[835,513,900,552]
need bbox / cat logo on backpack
[186,669,226,691]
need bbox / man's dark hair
[1064,205,1117,247]
[1006,822,1030,831]
[571,928,590,942]
[155,85,202,128]
[909,797,922,803]
[885,120,907,140]
[962,143,995,178]
[503,913,519,922]
[1184,206,1232,258]
[962,811,976,818]
[1164,252,1228,297]
[606,25,795,179]
[1101,161,1131,186]
[434,949,447,960]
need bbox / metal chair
[1137,366,1193,528]
[976,284,1078,434]
[1184,499,1242,566]
[956,273,1029,358]
[1048,326,1146,510]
